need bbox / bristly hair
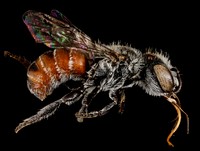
[145,48,172,69]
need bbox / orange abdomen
[27,48,86,101]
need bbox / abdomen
[27,48,86,101]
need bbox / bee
[4,9,189,147]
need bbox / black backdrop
[0,1,197,151]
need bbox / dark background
[0,1,197,151]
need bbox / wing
[23,9,119,61]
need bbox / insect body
[5,10,189,147]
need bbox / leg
[15,100,62,133]
[75,90,118,121]
[118,90,126,114]
[75,101,117,120]
[75,86,97,122]
[4,51,30,68]
[15,90,81,133]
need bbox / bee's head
[136,50,189,147]
[137,50,182,97]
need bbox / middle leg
[75,90,119,121]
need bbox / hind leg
[4,51,30,68]
[15,90,82,133]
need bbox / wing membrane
[23,10,91,48]
[23,10,118,61]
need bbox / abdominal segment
[27,48,86,101]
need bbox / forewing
[23,10,93,50]
[23,10,119,61]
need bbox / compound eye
[153,64,174,92]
